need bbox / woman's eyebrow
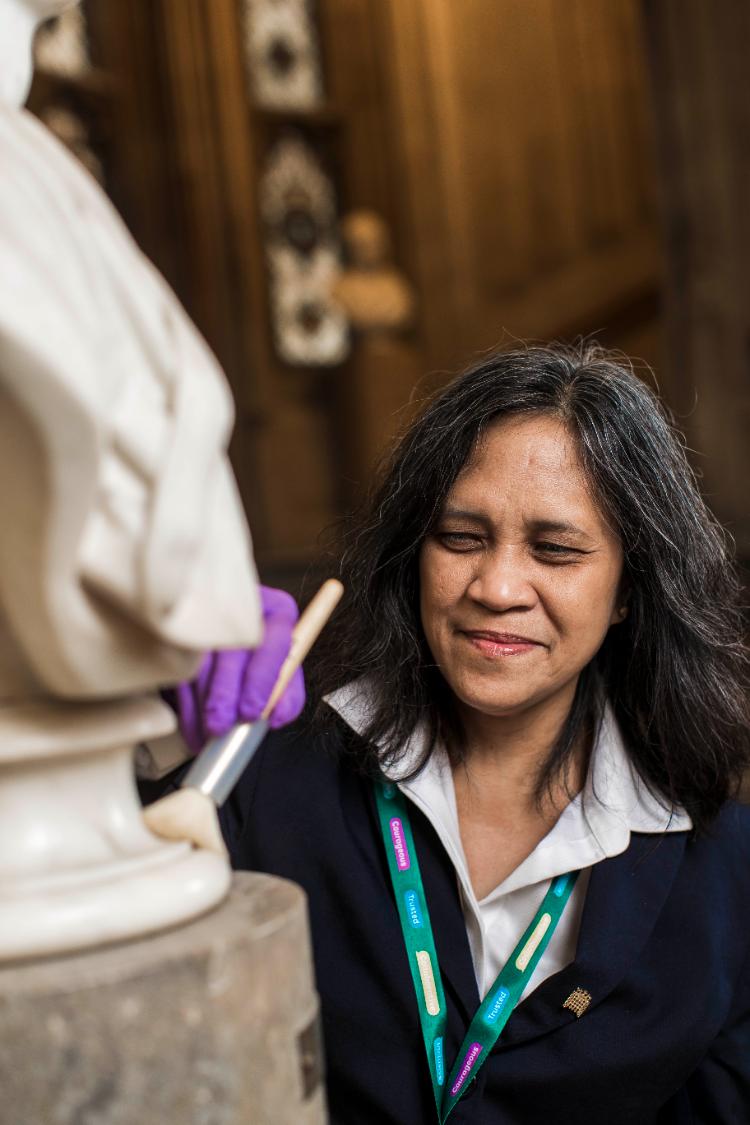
[526,518,594,541]
[438,507,489,524]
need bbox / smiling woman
[161,343,750,1124]
[419,415,625,745]
[417,413,628,896]
[312,345,748,838]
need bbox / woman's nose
[466,548,537,611]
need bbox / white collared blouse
[326,682,692,1001]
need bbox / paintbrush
[143,578,344,854]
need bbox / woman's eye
[534,541,581,559]
[436,532,483,552]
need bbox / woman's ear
[610,582,631,626]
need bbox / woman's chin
[454,690,541,721]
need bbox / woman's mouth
[460,630,544,657]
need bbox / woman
[164,344,750,1124]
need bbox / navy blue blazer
[143,712,750,1124]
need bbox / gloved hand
[170,586,305,754]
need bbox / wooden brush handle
[261,579,344,719]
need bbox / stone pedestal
[0,873,327,1125]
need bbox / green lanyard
[374,778,578,1122]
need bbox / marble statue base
[0,872,327,1124]
[0,695,231,959]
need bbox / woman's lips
[461,630,544,657]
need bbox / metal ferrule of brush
[181,719,269,807]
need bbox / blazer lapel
[498,829,688,1048]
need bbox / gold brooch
[563,987,592,1018]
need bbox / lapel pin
[563,987,592,1018]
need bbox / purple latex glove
[172,586,305,755]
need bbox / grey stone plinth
[0,873,327,1125]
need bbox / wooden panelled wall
[84,0,664,585]
[372,0,660,374]
[642,0,750,560]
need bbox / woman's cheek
[422,554,460,613]
[552,569,620,649]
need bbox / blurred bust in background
[332,208,415,334]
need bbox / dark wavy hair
[311,343,749,834]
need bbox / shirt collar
[324,679,693,854]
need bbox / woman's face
[419,414,624,727]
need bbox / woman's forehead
[457,414,584,489]
[445,415,612,533]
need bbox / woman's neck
[450,686,591,897]
[453,683,588,816]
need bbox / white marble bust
[0,0,262,957]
